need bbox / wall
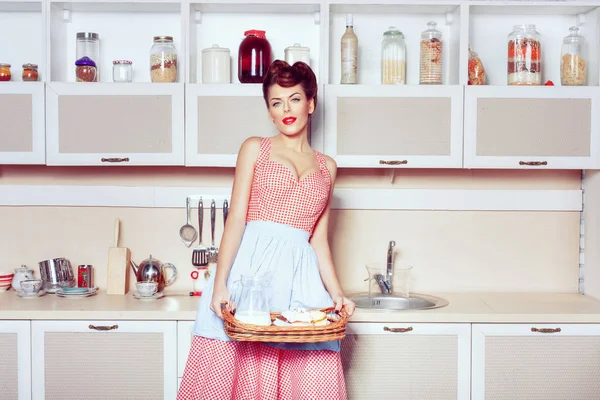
[0,166,582,295]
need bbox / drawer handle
[383,326,413,333]
[101,157,130,163]
[519,161,547,166]
[379,160,408,165]
[89,324,119,331]
[531,327,561,333]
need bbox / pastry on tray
[273,308,331,327]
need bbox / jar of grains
[561,26,586,86]
[0,64,11,81]
[419,21,443,84]
[150,36,178,83]
[75,57,97,83]
[507,24,541,86]
[381,26,406,85]
[22,64,39,81]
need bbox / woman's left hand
[333,296,355,317]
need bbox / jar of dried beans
[419,21,443,85]
[507,24,541,86]
[22,64,39,82]
[150,36,178,83]
[0,64,11,81]
[75,57,97,83]
[561,26,586,86]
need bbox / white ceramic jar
[202,44,230,84]
[284,43,311,66]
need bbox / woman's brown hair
[262,60,318,108]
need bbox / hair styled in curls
[262,60,318,109]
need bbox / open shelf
[468,3,600,86]
[0,1,44,82]
[328,3,462,85]
[187,2,321,84]
[49,1,183,83]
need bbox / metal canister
[77,265,93,288]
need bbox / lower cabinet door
[0,321,31,400]
[31,320,177,400]
[472,323,600,400]
[341,322,471,400]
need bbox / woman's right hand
[210,284,230,319]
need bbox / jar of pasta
[419,21,443,85]
[381,26,406,85]
[507,24,541,86]
[561,26,586,86]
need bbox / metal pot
[131,254,177,293]
[38,258,75,293]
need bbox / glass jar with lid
[150,36,178,83]
[507,24,541,86]
[238,30,272,83]
[75,57,97,82]
[113,60,133,83]
[76,32,100,81]
[381,26,406,85]
[561,26,586,86]
[22,64,39,81]
[419,21,443,84]
[0,63,11,81]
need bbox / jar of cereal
[419,21,443,85]
[561,26,586,86]
[150,36,178,83]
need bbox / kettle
[131,255,177,293]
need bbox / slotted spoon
[178,197,197,247]
[192,198,209,267]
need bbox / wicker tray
[221,305,349,343]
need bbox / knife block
[107,247,131,295]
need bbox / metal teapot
[131,254,177,293]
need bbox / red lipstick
[282,117,296,125]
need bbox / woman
[177,60,355,400]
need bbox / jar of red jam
[0,63,12,81]
[22,64,39,81]
[238,30,272,83]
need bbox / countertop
[3,291,600,323]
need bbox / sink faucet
[386,240,395,293]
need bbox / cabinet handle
[89,324,119,331]
[531,327,561,333]
[379,160,408,165]
[383,326,413,333]
[101,157,130,163]
[519,161,547,166]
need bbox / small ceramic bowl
[20,279,43,294]
[136,281,158,297]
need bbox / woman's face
[267,83,314,136]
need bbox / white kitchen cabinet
[177,320,194,378]
[45,82,185,166]
[31,320,178,400]
[464,86,600,169]
[0,83,46,165]
[0,321,31,400]
[185,83,324,166]
[472,323,600,400]
[324,84,464,168]
[341,322,471,400]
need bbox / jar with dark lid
[75,57,97,83]
[22,64,39,81]
[238,30,272,83]
[0,63,11,81]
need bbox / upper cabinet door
[185,84,278,167]
[0,82,45,165]
[45,83,185,166]
[324,85,464,168]
[464,86,600,169]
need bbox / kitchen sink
[352,293,449,311]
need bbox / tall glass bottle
[340,14,358,84]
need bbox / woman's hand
[333,296,356,317]
[210,284,230,319]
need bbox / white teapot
[11,265,35,292]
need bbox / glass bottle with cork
[340,14,358,84]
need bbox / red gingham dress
[177,137,347,400]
